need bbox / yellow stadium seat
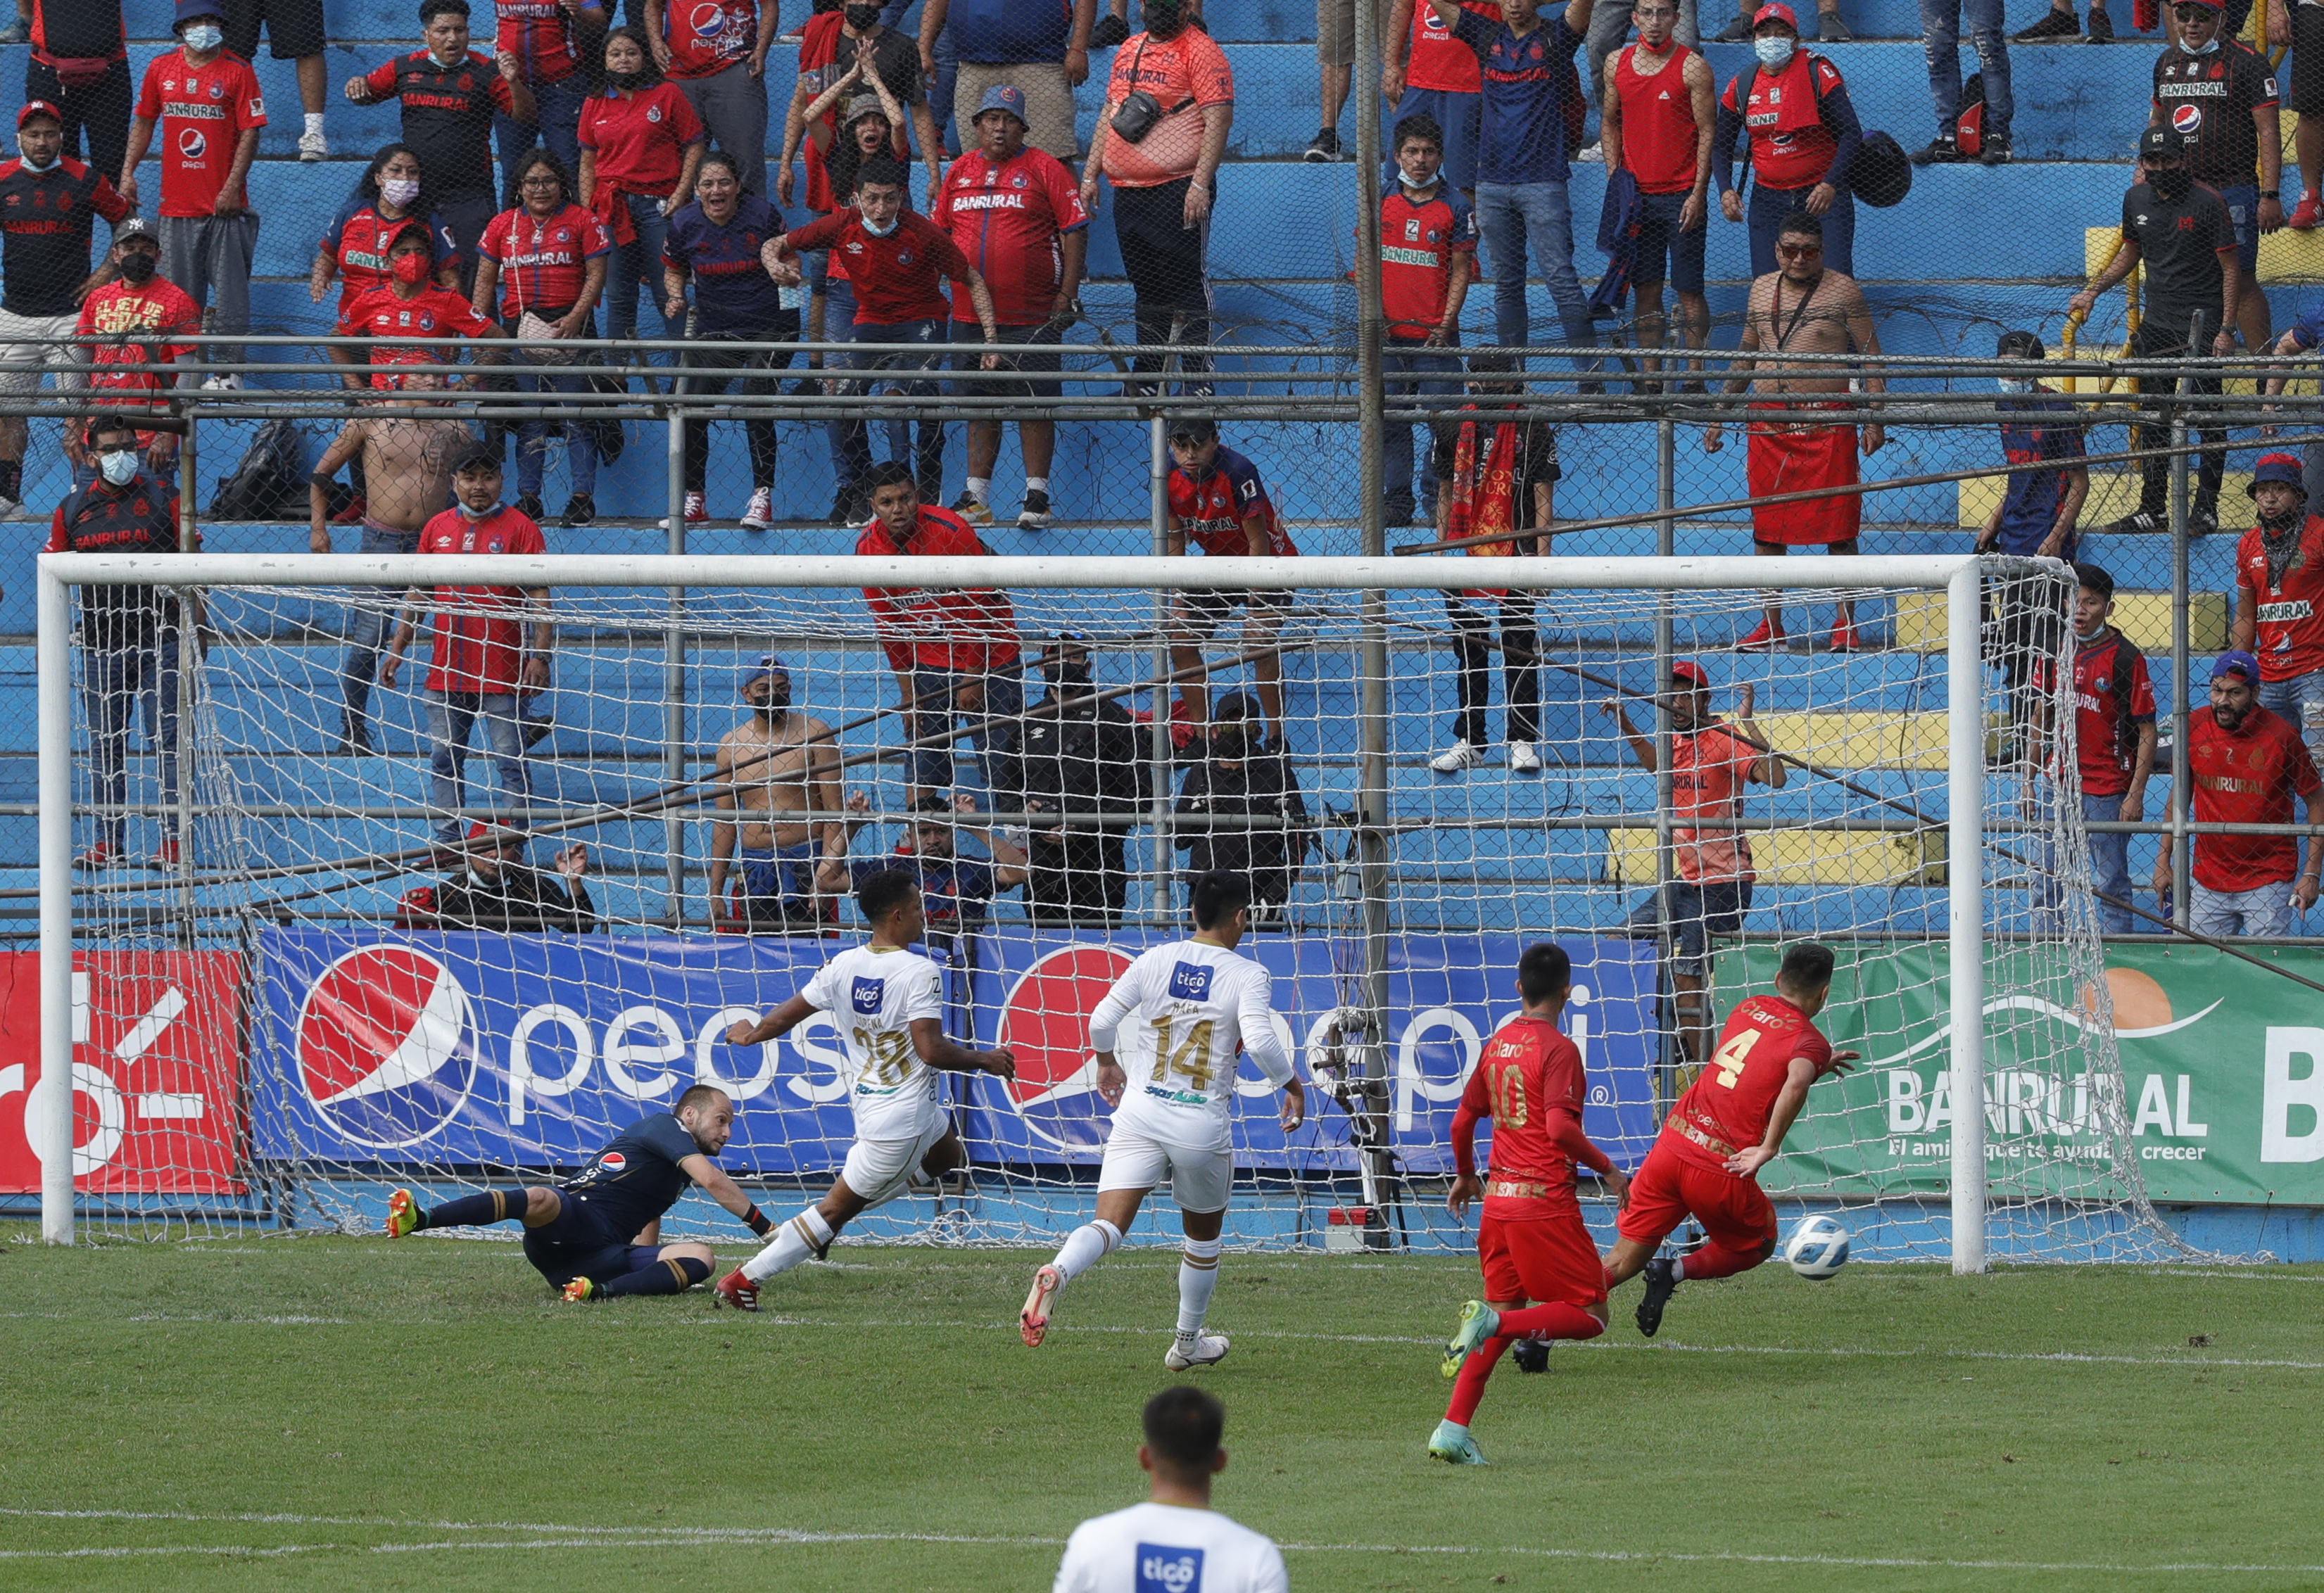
[1603,827,1947,886]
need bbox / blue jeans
[1472,179,1597,367]
[602,191,676,344]
[904,663,1023,796]
[341,521,420,724]
[84,635,181,845]
[1920,0,2011,137]
[821,273,869,488]
[497,73,586,205]
[425,689,531,842]
[2261,668,2324,770]
[1746,180,1855,278]
[838,315,946,493]
[1384,343,1460,510]
[503,317,598,497]
[2078,789,2136,936]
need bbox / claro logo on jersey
[293,945,479,1149]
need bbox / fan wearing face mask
[1974,329,2088,568]
[2230,453,2324,774]
[1710,2,1864,278]
[70,219,200,485]
[2148,0,2282,356]
[2067,123,2238,536]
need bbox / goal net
[30,552,2235,1265]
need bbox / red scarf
[1444,410,1522,597]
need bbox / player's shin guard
[1175,1237,1222,1343]
[1050,1218,1123,1285]
[416,1188,532,1229]
[1674,1243,1764,1283]
[1444,1336,1514,1426]
[740,1207,835,1283]
[1492,1302,1606,1342]
[599,1256,712,1297]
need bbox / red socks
[1677,1243,1764,1283]
[1444,1305,1605,1426]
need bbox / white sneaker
[298,129,329,163]
[659,490,707,529]
[1163,1331,1230,1370]
[740,486,776,530]
[1429,740,1479,773]
[1507,740,1541,772]
[1576,142,1603,163]
[200,373,241,391]
[0,495,25,521]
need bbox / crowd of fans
[16,0,2324,951]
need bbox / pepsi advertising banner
[251,929,1662,1175]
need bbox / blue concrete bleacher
[0,0,2240,934]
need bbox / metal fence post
[1947,559,1988,1274]
[1653,415,1676,1110]
[665,408,686,929]
[2168,315,2200,929]
[1149,413,1173,926]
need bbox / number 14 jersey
[1089,940,1295,1153]
[803,944,946,1141]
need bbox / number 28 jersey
[803,944,945,1140]
[1088,940,1295,1153]
[1666,992,1832,1176]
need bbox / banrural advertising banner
[1719,941,2324,1205]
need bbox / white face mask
[1400,163,1441,191]
[457,498,496,520]
[99,450,140,487]
[2185,32,2218,51]
[18,150,56,172]
[1997,376,2034,393]
[1755,34,1795,68]
[859,211,899,237]
[182,23,223,51]
[380,177,422,208]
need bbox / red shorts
[1747,402,1861,546]
[1477,1205,1607,1308]
[1615,1136,1778,1254]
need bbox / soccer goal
[29,550,2228,1269]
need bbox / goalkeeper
[384,1084,776,1303]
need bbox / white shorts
[0,307,82,399]
[1096,1129,1234,1215]
[840,1117,951,1205]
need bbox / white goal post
[33,551,2081,1269]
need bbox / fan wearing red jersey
[1429,943,1629,1466]
[1603,941,1858,1338]
[2230,453,2324,772]
[1163,414,1299,744]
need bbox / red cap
[18,101,63,129]
[1751,2,1800,27]
[465,820,523,844]
[1672,659,1711,687]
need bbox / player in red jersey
[1429,943,1629,1466]
[1603,941,1858,1337]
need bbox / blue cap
[2248,452,2307,497]
[175,0,227,26]
[743,653,788,690]
[974,84,1028,125]
[2211,650,2261,685]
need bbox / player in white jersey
[1021,870,1306,1369]
[710,870,1015,1309]
[1054,1386,1290,1593]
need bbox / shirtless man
[707,654,845,932]
[308,365,476,754]
[1703,209,1886,654]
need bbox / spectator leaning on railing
[0,101,130,521]
[662,149,799,532]
[1083,0,1233,393]
[930,84,1090,533]
[2155,649,2324,938]
[121,0,266,387]
[347,0,538,296]
[475,147,612,528]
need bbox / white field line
[5,1512,2324,1577]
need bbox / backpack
[205,417,310,521]
[1733,54,1911,208]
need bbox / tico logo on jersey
[1137,1544,1204,1593]
[850,976,885,1015]
[992,944,1134,1150]
[1168,962,1213,1003]
[293,944,478,1149]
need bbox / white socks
[1672,1256,1688,1282]
[1025,476,1049,493]
[741,1207,834,1282]
[1175,1237,1221,1341]
[965,476,990,503]
[1050,1218,1123,1285]
[304,112,324,137]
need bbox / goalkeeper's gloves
[743,1203,774,1238]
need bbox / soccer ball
[1783,1214,1851,1279]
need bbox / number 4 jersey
[1087,940,1295,1153]
[802,944,946,1141]
[1665,992,1833,1176]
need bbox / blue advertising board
[251,927,1663,1175]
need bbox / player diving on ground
[712,868,1016,1308]
[1019,870,1306,1369]
[383,1084,773,1302]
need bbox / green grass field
[2,1232,2320,1592]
